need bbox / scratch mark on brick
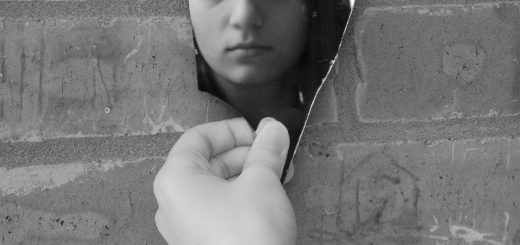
[449,224,499,245]
[429,215,440,233]
[335,150,347,237]
[507,141,512,170]
[124,35,143,63]
[503,212,510,244]
[355,180,360,225]
[150,117,186,134]
[38,25,45,119]
[448,212,510,245]
[19,47,26,111]
[0,38,5,84]
[417,7,453,16]
[91,62,97,109]
[426,234,449,241]
[143,102,186,133]
[451,142,455,165]
[111,65,119,104]
[94,56,113,113]
[462,148,481,165]
[0,99,3,120]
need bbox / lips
[226,43,273,58]
[227,43,272,51]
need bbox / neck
[212,73,299,127]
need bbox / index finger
[169,118,255,163]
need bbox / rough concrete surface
[0,16,212,142]
[3,0,520,245]
[0,0,190,20]
[287,138,520,245]
[1,158,164,244]
[355,2,520,122]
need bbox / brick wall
[2,0,520,245]
[289,1,520,245]
[0,1,238,244]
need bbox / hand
[153,117,297,245]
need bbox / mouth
[226,43,273,57]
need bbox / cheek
[277,19,308,58]
[192,21,221,63]
[271,6,308,47]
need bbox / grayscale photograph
[2,0,520,245]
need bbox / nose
[229,0,264,30]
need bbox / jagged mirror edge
[285,4,354,181]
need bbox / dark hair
[195,0,350,110]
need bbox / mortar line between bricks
[359,0,518,7]
[0,132,181,169]
[303,119,520,144]
[364,2,520,9]
[0,0,190,20]
[0,16,186,23]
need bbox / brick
[0,158,165,244]
[0,17,227,142]
[307,78,339,126]
[355,3,520,122]
[287,138,520,245]
[0,1,191,20]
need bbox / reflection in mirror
[189,0,351,181]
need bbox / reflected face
[189,0,308,85]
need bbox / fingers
[169,118,255,163]
[209,146,250,179]
[242,120,290,179]
[255,117,276,133]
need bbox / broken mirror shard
[191,0,352,181]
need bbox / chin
[227,69,281,86]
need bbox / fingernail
[255,117,276,136]
[255,121,289,157]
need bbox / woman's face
[189,0,308,85]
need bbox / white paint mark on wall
[427,235,449,241]
[449,224,498,245]
[462,148,481,165]
[143,103,187,134]
[417,8,453,16]
[0,158,164,197]
[429,215,440,233]
[0,163,86,196]
[451,142,456,165]
[503,212,510,244]
[448,212,510,245]
[124,35,143,63]
[506,142,511,170]
[150,117,187,133]
[425,212,511,245]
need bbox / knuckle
[248,155,283,175]
[153,171,169,197]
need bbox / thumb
[242,120,290,179]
